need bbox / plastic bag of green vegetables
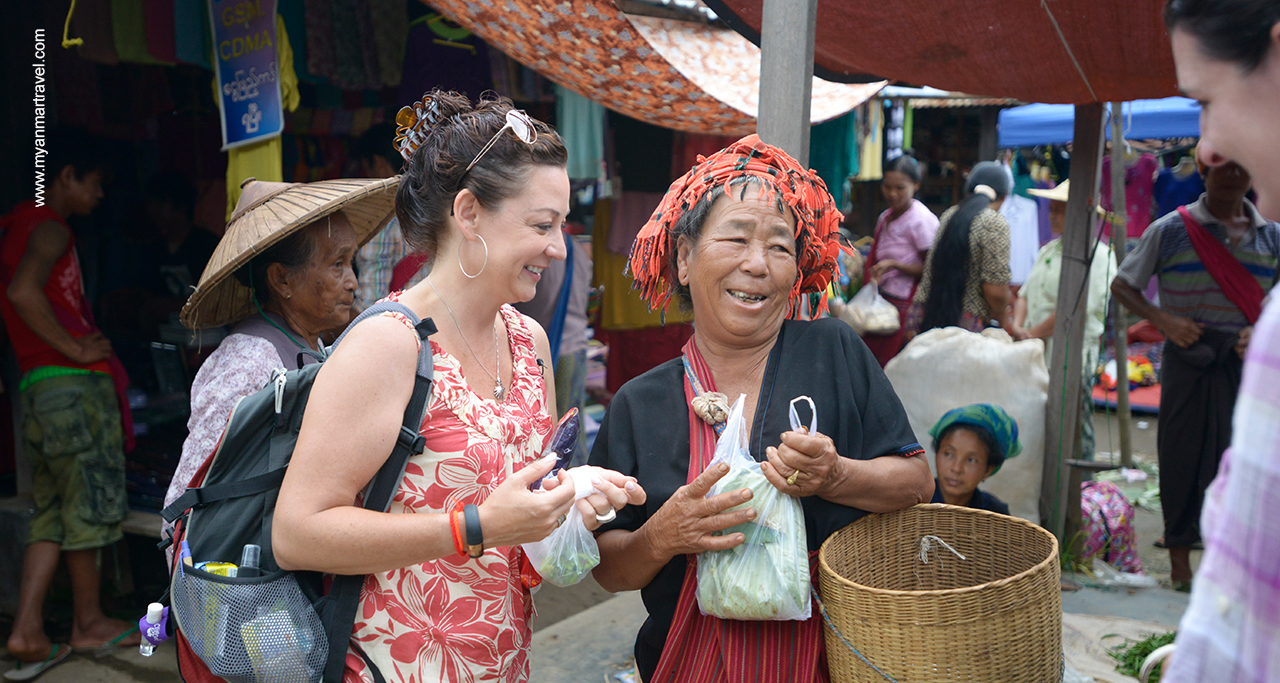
[696,394,810,621]
[523,466,602,587]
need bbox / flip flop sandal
[78,625,140,658]
[4,644,71,681]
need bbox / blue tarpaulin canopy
[998,97,1201,147]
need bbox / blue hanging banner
[209,0,282,150]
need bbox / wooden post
[1108,103,1135,468]
[757,0,817,166]
[1042,103,1106,543]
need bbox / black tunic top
[588,317,923,680]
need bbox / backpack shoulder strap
[321,300,435,683]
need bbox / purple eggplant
[531,408,580,490]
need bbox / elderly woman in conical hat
[163,176,398,521]
[586,135,935,683]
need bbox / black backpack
[161,300,435,683]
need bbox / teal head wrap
[928,404,1022,473]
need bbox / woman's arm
[593,464,753,592]
[272,316,577,575]
[762,434,934,512]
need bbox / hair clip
[395,94,445,161]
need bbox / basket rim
[818,503,1060,598]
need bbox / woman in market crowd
[163,177,398,528]
[1013,180,1116,461]
[909,161,1028,340]
[1158,1,1280,680]
[270,90,643,683]
[860,153,939,366]
[589,135,934,683]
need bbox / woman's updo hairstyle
[395,90,567,261]
[884,152,922,184]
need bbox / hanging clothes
[370,0,407,87]
[173,0,211,68]
[1100,153,1158,239]
[398,14,492,107]
[73,0,120,65]
[224,16,301,218]
[112,0,172,65]
[671,132,739,178]
[606,192,665,256]
[809,111,858,199]
[855,102,883,181]
[556,85,605,181]
[1000,193,1042,285]
[142,0,176,62]
[304,0,337,81]
[1154,165,1206,218]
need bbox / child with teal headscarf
[928,404,1021,516]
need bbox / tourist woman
[271,91,644,682]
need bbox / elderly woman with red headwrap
[588,136,934,682]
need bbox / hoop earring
[460,234,488,279]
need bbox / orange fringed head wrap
[627,134,848,318]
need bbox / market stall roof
[420,0,884,135]
[999,97,1201,147]
[702,0,1178,104]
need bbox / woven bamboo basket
[818,503,1061,682]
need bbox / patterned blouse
[913,206,1013,322]
[346,295,553,683]
[164,334,284,515]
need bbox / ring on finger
[555,513,567,528]
[595,508,617,524]
[786,470,800,486]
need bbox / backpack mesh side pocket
[172,566,328,683]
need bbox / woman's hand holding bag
[696,395,810,621]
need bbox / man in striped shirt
[1111,159,1280,589]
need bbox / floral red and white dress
[345,298,553,683]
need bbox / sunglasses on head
[462,109,538,177]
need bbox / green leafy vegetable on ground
[1106,630,1175,681]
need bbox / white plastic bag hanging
[839,282,900,336]
[522,467,602,587]
[697,394,810,620]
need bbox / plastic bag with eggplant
[522,409,601,587]
[696,395,810,621]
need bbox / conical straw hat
[181,176,399,330]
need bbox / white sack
[884,327,1049,523]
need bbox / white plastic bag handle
[788,396,817,434]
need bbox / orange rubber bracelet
[449,506,466,556]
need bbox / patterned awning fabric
[421,0,884,135]
[703,0,1179,105]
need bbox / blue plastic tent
[998,98,1201,148]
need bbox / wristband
[450,505,466,556]
[463,503,484,558]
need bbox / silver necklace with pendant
[428,277,505,400]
